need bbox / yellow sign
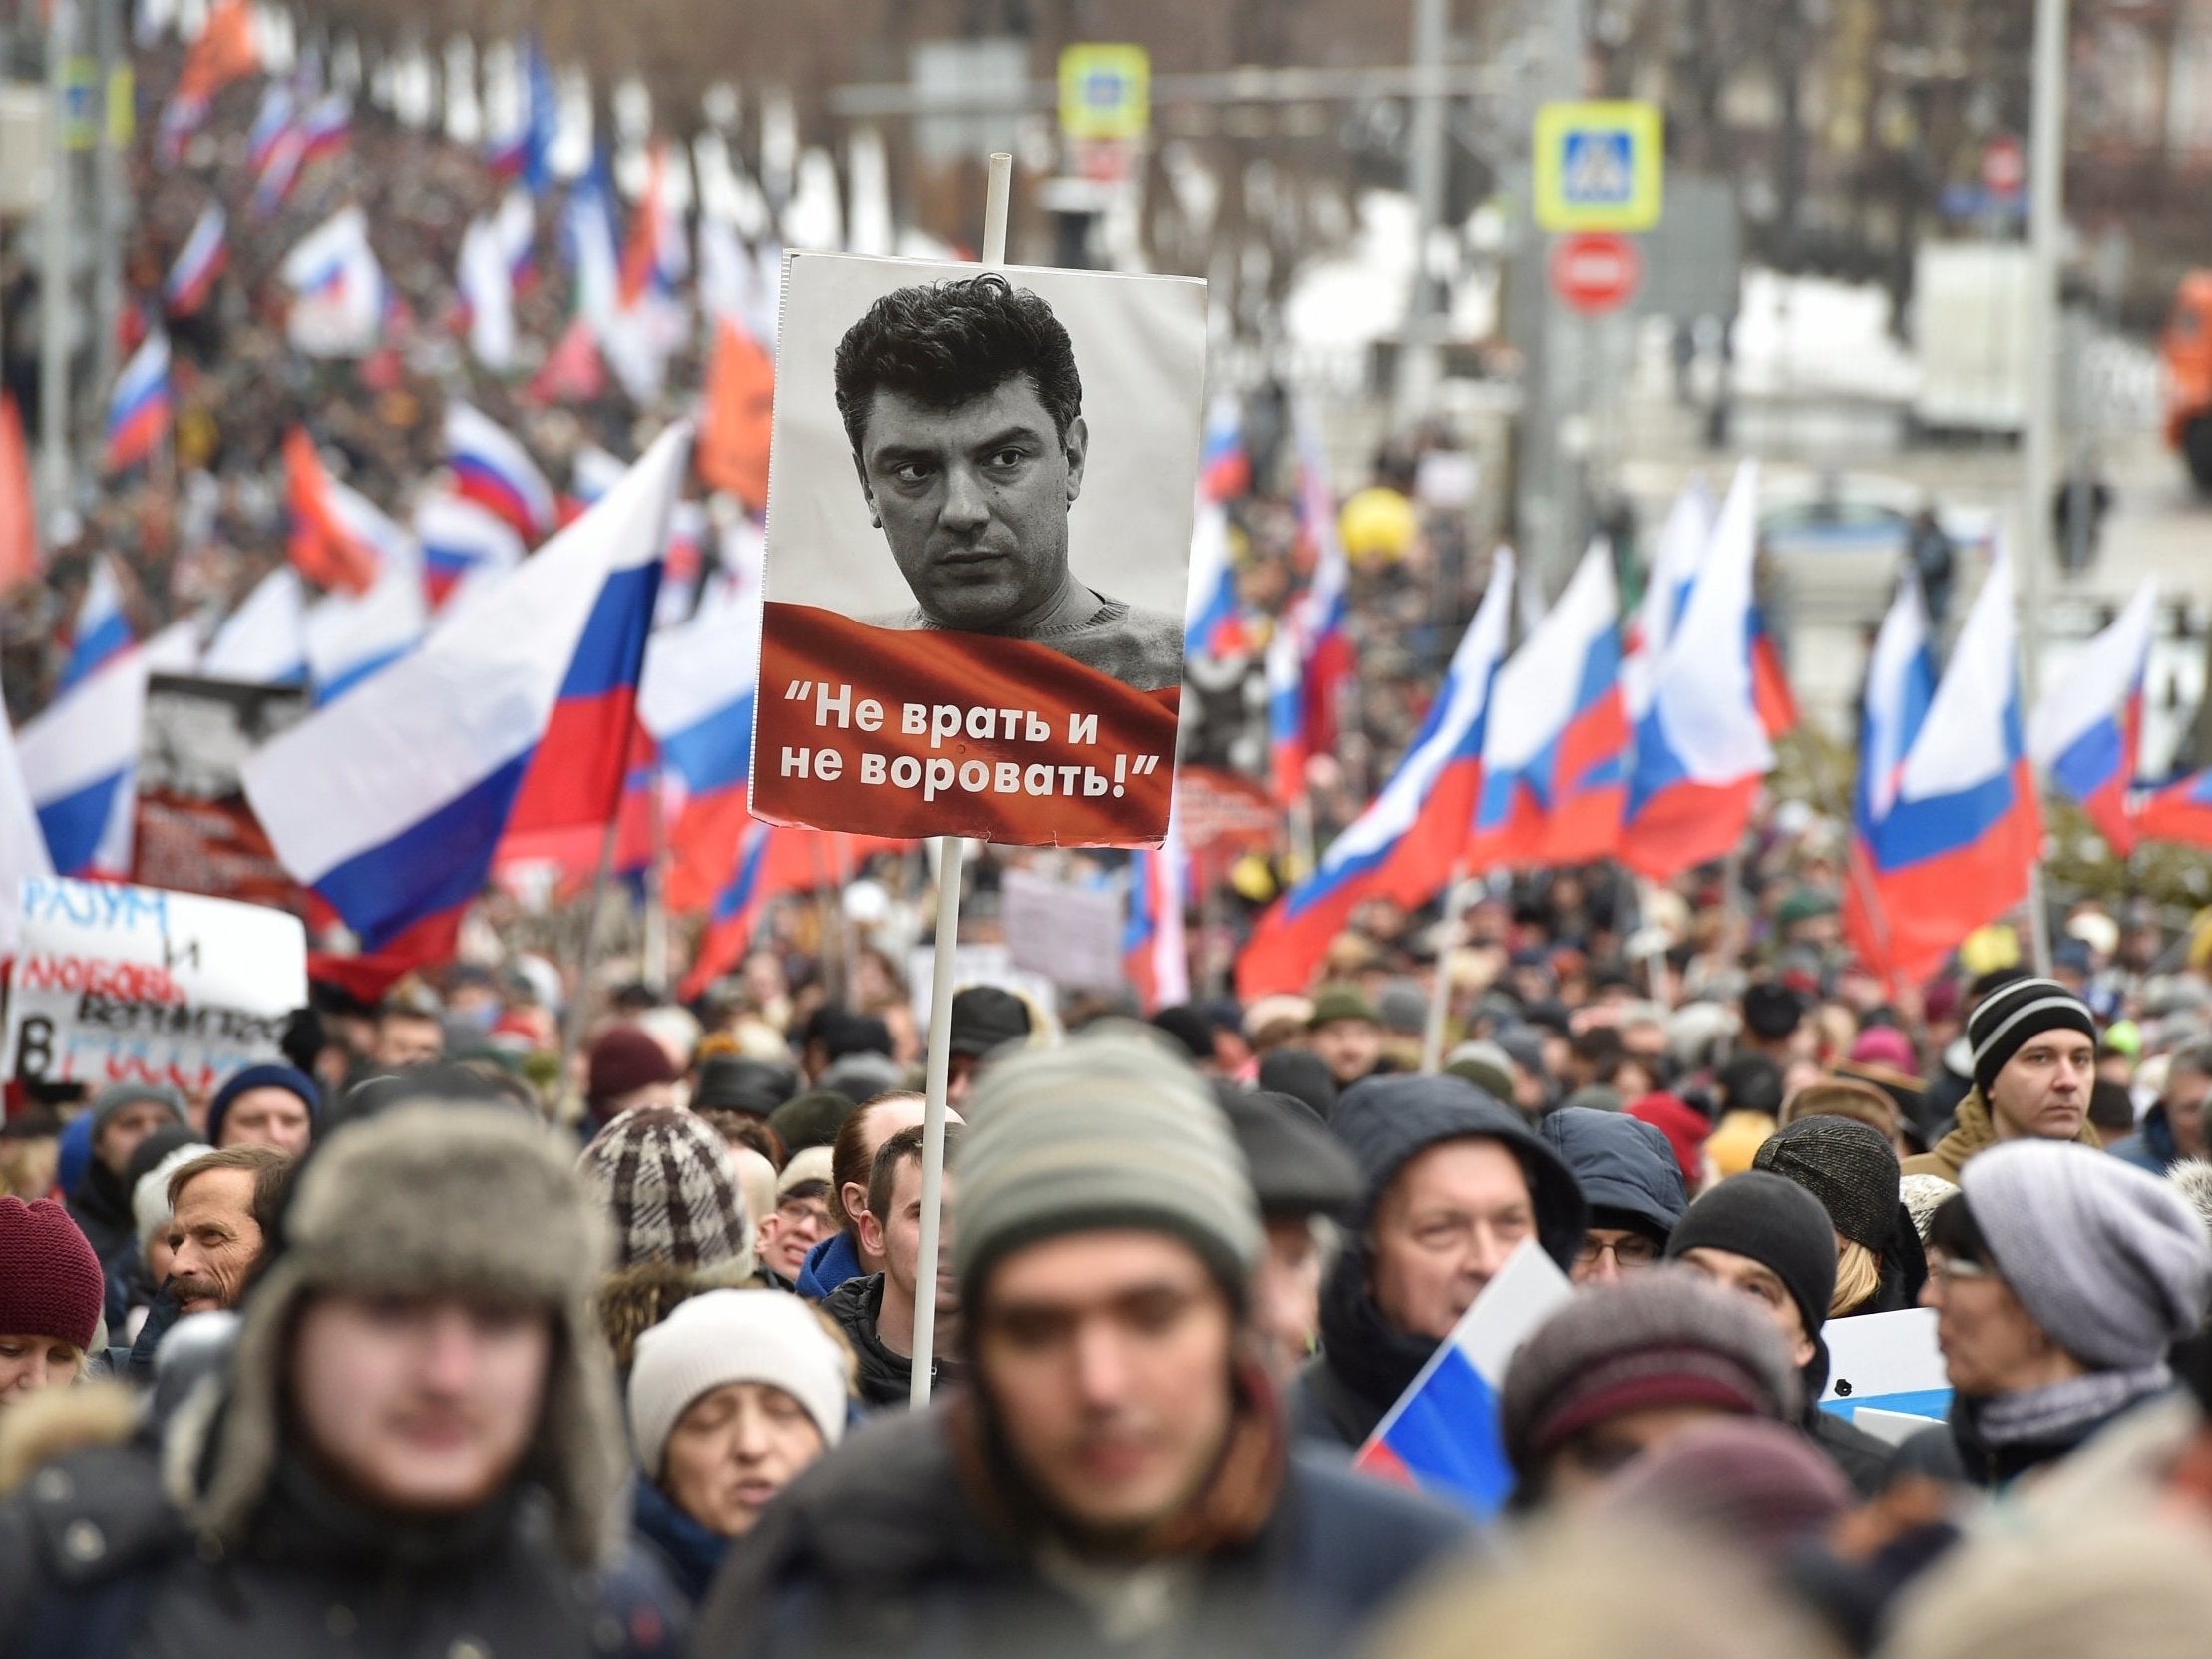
[108,66,134,149]
[1059,44,1150,143]
[1532,101,1663,233]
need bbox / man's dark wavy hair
[834,273,1082,458]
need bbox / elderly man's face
[854,376,1088,633]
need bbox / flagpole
[1421,864,1471,1073]
[642,760,669,993]
[912,150,1010,1410]
[559,814,621,1109]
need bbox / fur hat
[167,1105,624,1566]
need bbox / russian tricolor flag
[58,557,133,694]
[304,546,429,705]
[1264,621,1305,806]
[681,821,776,999]
[1847,550,2040,986]
[201,568,309,687]
[105,331,172,473]
[1199,391,1250,503]
[415,493,525,610]
[1124,810,1191,1013]
[1183,501,1248,661]
[246,83,294,173]
[1237,552,1515,999]
[250,120,308,218]
[0,685,52,954]
[164,203,227,317]
[2029,577,2156,857]
[18,622,199,878]
[1621,479,1713,719]
[296,94,351,165]
[1353,1240,1574,1517]
[1621,462,1775,880]
[447,401,556,542]
[2141,771,2212,847]
[1286,408,1354,763]
[1470,541,1630,870]
[242,425,688,956]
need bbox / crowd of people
[2,908,2212,1656]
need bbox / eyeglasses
[1575,1234,1662,1269]
[1926,1253,1996,1286]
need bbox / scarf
[1313,1242,1442,1419]
[1973,1364,2172,1449]
[949,1356,1287,1567]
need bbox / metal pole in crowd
[909,148,1012,1410]
[1420,865,1470,1072]
[39,0,77,510]
[91,0,123,431]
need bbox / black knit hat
[1752,1115,1900,1251]
[1213,1085,1360,1221]
[1967,976,2096,1099]
[1665,1172,1837,1344]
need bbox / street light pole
[1395,0,1451,422]
[39,0,77,513]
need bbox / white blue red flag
[414,493,525,610]
[446,401,556,541]
[1124,808,1191,1013]
[58,557,133,694]
[1237,552,1514,998]
[104,331,172,473]
[2029,577,2155,857]
[1182,501,1247,661]
[201,568,309,686]
[1621,462,1775,879]
[1470,541,1629,870]
[1621,478,1713,719]
[242,426,688,958]
[1353,1240,1574,1517]
[1846,549,2039,984]
[304,546,429,705]
[163,203,227,317]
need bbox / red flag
[529,317,606,407]
[697,318,774,509]
[0,395,39,593]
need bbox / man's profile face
[853,375,1088,633]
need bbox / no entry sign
[1550,232,1642,315]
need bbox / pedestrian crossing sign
[1533,101,1662,232]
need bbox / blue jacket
[2110,1106,2179,1174]
[794,1230,864,1301]
[632,1477,729,1605]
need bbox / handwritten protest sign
[1000,866,1126,992]
[4,876,308,1095]
[750,252,1206,846]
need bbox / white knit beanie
[627,1289,850,1478]
[133,1141,213,1257]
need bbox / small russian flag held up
[1352,1240,1574,1518]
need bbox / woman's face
[0,1334,87,1405]
[661,1381,827,1537]
[1922,1255,2062,1397]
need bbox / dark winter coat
[0,1437,686,1659]
[689,1400,1472,1659]
[66,1163,136,1265]
[820,1272,958,1408]
[2110,1105,2181,1174]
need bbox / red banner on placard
[752,602,1177,846]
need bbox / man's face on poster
[853,374,1089,633]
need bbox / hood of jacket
[796,1229,865,1300]
[1537,1106,1686,1242]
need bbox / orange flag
[0,395,38,594]
[177,0,261,103]
[283,427,377,595]
[697,318,773,510]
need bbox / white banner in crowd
[2,877,307,1094]
[1000,868,1126,993]
[1818,1306,1952,1443]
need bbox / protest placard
[904,942,1056,1034]
[4,876,308,1095]
[133,673,315,916]
[999,866,1126,992]
[1818,1306,1952,1427]
[749,250,1206,846]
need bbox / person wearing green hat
[693,1034,1468,1658]
[1309,983,1384,1088]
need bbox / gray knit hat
[1963,1140,2212,1370]
[952,1033,1260,1299]
[1500,1267,1802,1485]
[1752,1114,1900,1250]
[89,1081,185,1138]
[171,1104,624,1566]
[577,1106,754,1275]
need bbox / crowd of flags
[16,2,2212,1005]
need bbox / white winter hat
[134,1142,213,1257]
[627,1289,851,1478]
